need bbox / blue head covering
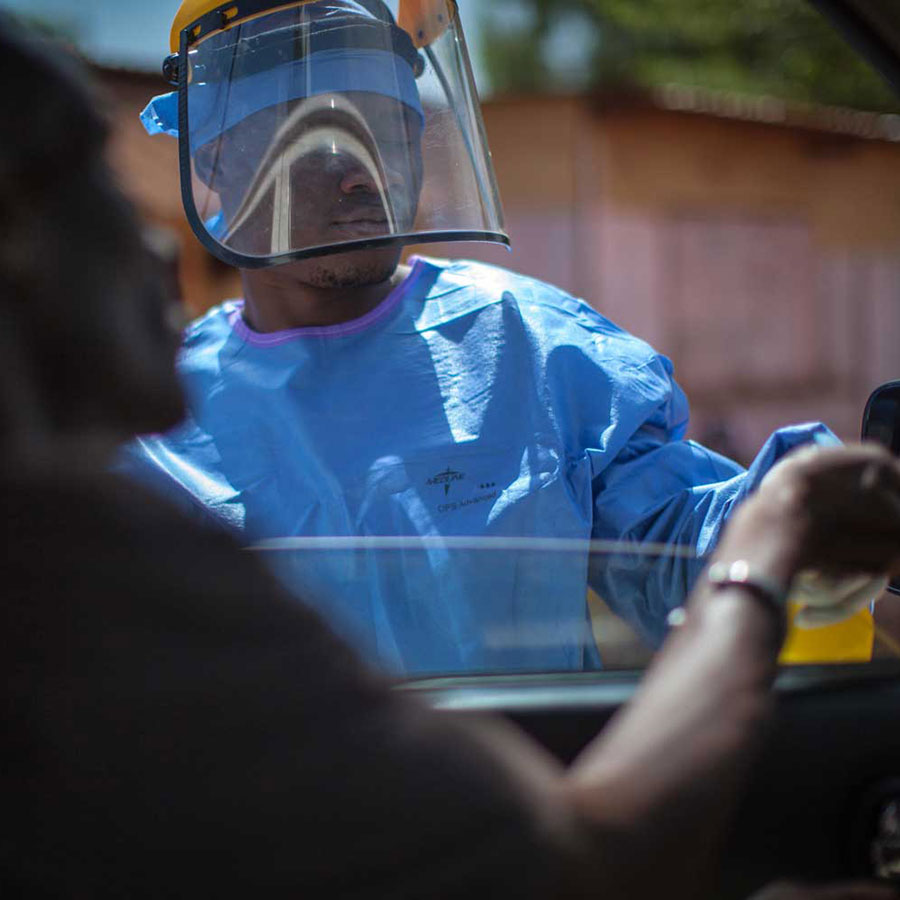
[141,1,424,149]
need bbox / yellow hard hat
[168,0,451,53]
[170,0,219,53]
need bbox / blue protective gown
[121,257,837,674]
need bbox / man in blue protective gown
[125,0,837,674]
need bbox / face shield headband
[143,0,508,269]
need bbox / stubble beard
[291,247,402,290]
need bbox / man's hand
[717,443,900,587]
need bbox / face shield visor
[144,0,507,268]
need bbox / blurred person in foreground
[3,18,900,900]
[123,0,850,675]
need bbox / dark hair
[0,14,107,183]
[0,14,184,454]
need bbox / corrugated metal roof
[653,83,900,143]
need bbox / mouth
[329,216,391,237]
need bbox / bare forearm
[559,590,779,896]
[558,496,795,897]
[444,582,783,899]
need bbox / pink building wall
[417,94,900,462]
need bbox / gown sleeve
[589,401,839,647]
[558,308,840,647]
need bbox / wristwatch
[706,559,790,621]
[667,560,790,630]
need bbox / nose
[336,152,406,196]
[339,160,378,195]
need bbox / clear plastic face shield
[147,0,507,268]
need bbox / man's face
[194,90,425,288]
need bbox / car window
[16,0,897,680]
[252,538,670,676]
[253,539,900,676]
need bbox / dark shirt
[1,470,565,897]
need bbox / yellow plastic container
[779,602,874,664]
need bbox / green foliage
[479,0,899,112]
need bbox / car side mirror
[862,380,900,597]
[862,380,900,454]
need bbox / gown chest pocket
[348,439,573,537]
